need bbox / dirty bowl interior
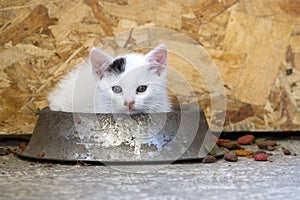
[18,104,221,164]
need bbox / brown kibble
[217,139,231,145]
[202,155,217,163]
[254,153,268,161]
[224,152,238,162]
[37,152,45,157]
[219,142,242,150]
[237,135,255,145]
[19,142,27,150]
[282,147,292,155]
[235,150,253,157]
[267,146,276,151]
[44,163,53,168]
[257,140,277,150]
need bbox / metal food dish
[18,105,221,164]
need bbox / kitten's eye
[136,85,147,93]
[112,85,122,93]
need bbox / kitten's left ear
[145,44,168,76]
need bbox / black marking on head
[107,57,126,75]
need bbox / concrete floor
[1,139,300,200]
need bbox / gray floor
[1,139,300,200]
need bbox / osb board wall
[0,0,300,134]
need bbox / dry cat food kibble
[282,147,292,155]
[202,155,217,163]
[253,153,268,161]
[219,142,242,150]
[217,136,298,163]
[237,135,255,145]
[19,142,27,150]
[256,140,277,150]
[235,150,253,157]
[223,152,238,162]
[217,139,231,145]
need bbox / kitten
[47,44,171,113]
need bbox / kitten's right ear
[145,44,168,76]
[90,48,112,79]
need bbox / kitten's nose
[124,100,135,109]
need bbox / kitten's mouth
[128,108,138,113]
[127,107,142,114]
[127,106,137,112]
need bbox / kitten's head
[90,44,170,113]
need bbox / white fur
[47,45,171,113]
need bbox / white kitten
[47,44,171,113]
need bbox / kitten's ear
[90,48,112,79]
[145,44,168,76]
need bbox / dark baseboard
[216,131,300,140]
